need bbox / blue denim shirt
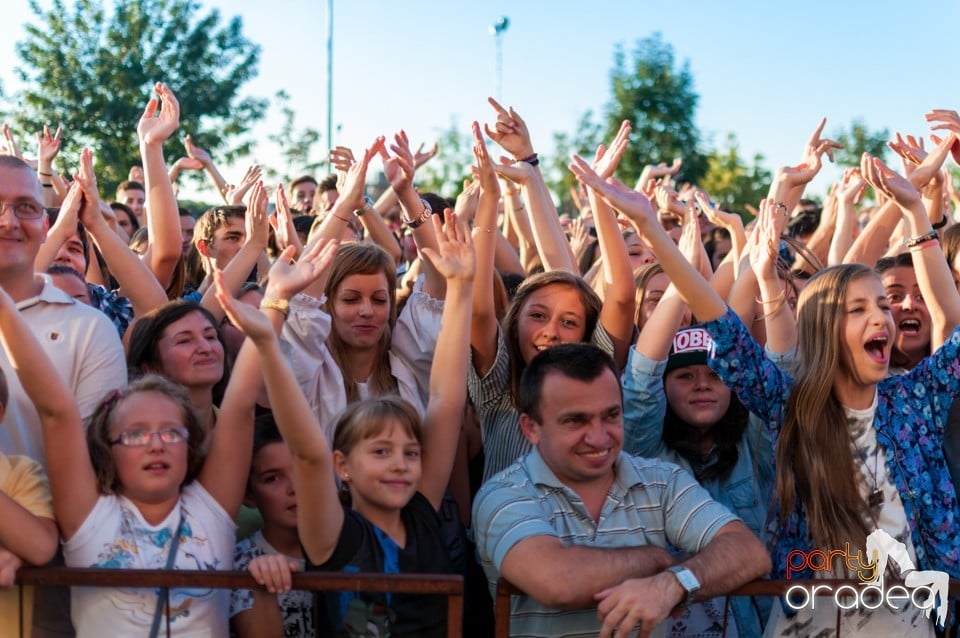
[622,347,773,636]
[704,308,960,581]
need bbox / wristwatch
[402,197,432,229]
[354,195,375,217]
[666,565,700,606]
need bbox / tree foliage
[700,133,771,214]
[832,118,889,167]
[8,0,266,191]
[605,33,707,186]
[261,90,324,183]
[546,110,603,217]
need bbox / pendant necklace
[864,446,884,510]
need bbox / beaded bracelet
[903,230,939,249]
[909,239,940,254]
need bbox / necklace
[863,445,884,510]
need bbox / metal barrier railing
[15,567,463,637]
[494,577,960,638]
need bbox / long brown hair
[502,270,601,409]
[323,243,399,403]
[776,263,876,549]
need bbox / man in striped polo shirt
[473,343,770,637]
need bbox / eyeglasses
[109,428,189,447]
[0,200,45,220]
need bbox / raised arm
[185,134,229,199]
[586,121,637,369]
[33,180,82,273]
[468,122,502,377]
[749,199,798,355]
[329,145,402,264]
[35,124,62,207]
[0,288,95,541]
[485,98,574,272]
[199,270,259,520]
[417,212,475,509]
[862,148,960,350]
[569,157,727,324]
[216,241,344,565]
[380,130,444,297]
[137,82,183,288]
[73,148,167,319]
[830,168,866,266]
[200,181,269,323]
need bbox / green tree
[832,118,889,167]
[546,110,603,217]
[7,0,266,191]
[700,133,771,214]
[605,33,707,186]
[261,89,324,183]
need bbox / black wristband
[932,215,948,230]
[518,153,539,167]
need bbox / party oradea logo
[784,529,948,628]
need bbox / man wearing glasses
[0,156,126,466]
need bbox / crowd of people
[1,77,959,638]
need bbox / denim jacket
[703,308,960,581]
[622,348,774,636]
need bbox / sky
[1,0,958,201]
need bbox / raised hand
[453,178,480,224]
[654,184,685,220]
[836,167,867,207]
[568,216,595,262]
[184,134,212,166]
[225,164,262,205]
[329,145,355,193]
[569,154,657,228]
[861,153,922,210]
[419,211,475,282]
[265,240,339,301]
[483,97,535,160]
[927,108,960,165]
[137,82,180,145]
[801,117,843,174]
[748,199,783,282]
[171,156,204,172]
[413,141,439,168]
[637,158,683,191]
[905,132,957,189]
[128,165,145,182]
[694,190,740,229]
[592,120,631,180]
[245,180,270,248]
[214,269,276,345]
[36,125,63,164]
[331,136,383,211]
[493,155,536,186]
[271,184,304,256]
[378,131,415,196]
[472,121,500,198]
[677,201,702,267]
[74,148,104,228]
[1,124,23,159]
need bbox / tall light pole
[489,16,509,103]
[325,0,334,156]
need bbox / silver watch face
[670,566,700,594]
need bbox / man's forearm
[679,522,771,599]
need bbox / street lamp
[489,16,509,103]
